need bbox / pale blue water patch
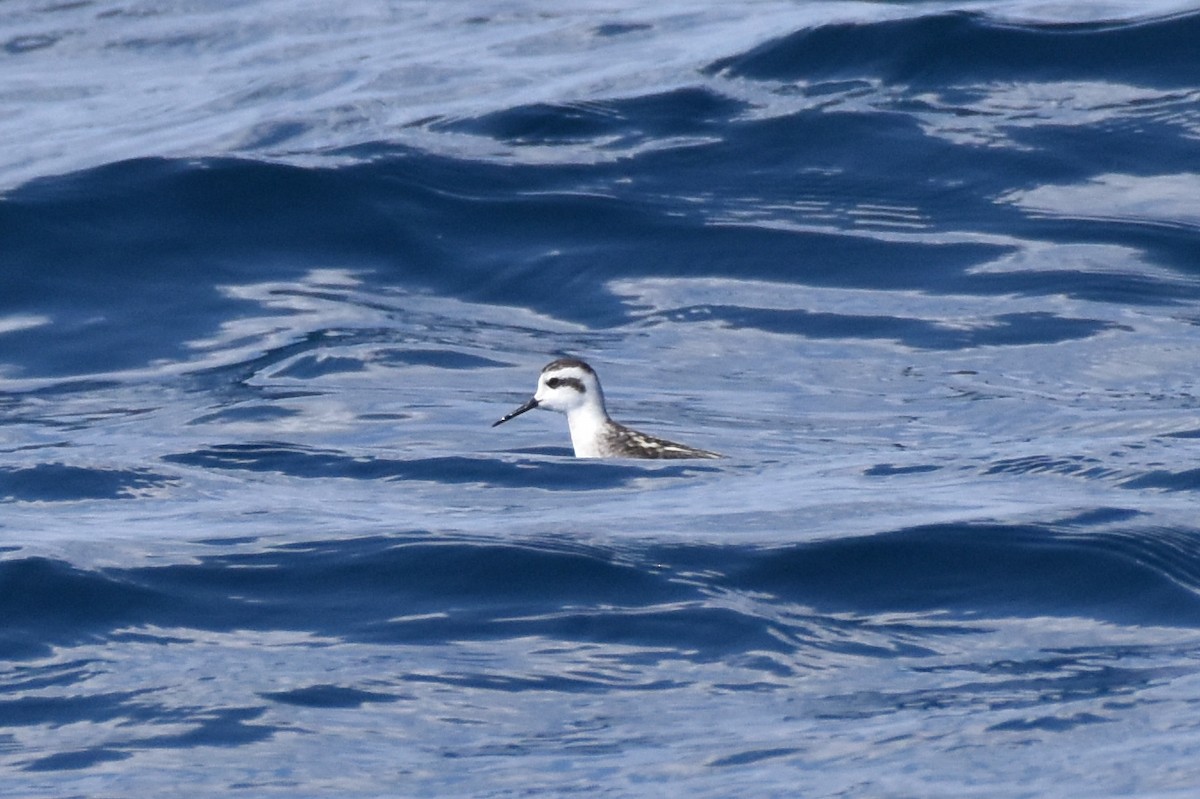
[3,1,1200,797]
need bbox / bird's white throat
[565,404,612,459]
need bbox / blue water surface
[3,1,1200,796]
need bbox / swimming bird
[492,358,721,459]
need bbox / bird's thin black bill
[492,397,539,427]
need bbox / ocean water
[3,0,1200,795]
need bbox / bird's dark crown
[542,357,595,375]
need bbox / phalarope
[492,358,721,459]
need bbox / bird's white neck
[565,402,612,458]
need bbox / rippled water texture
[3,2,1200,796]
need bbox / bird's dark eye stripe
[545,376,585,392]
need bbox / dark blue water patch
[716,523,1200,626]
[1053,507,1144,527]
[0,558,163,658]
[1004,111,1200,199]
[183,331,359,392]
[505,445,576,457]
[14,703,276,772]
[0,660,95,694]
[4,33,62,54]
[1121,468,1200,492]
[5,119,1191,386]
[22,747,131,772]
[124,706,276,750]
[427,75,1063,257]
[814,646,1170,724]
[593,21,653,37]
[8,521,1200,672]
[240,119,311,151]
[0,463,175,502]
[656,305,1124,349]
[9,691,277,776]
[2,523,1198,749]
[261,684,400,709]
[0,621,286,770]
[933,312,1127,348]
[2,13,1196,381]
[307,140,1013,312]
[987,711,1112,733]
[0,535,790,680]
[0,155,447,378]
[9,379,123,401]
[985,455,1121,481]
[108,630,192,646]
[0,687,151,728]
[161,442,719,489]
[0,537,708,659]
[705,10,1200,89]
[398,670,675,695]
[140,535,691,628]
[268,354,367,379]
[1163,428,1200,439]
[187,334,503,397]
[433,87,745,146]
[376,349,508,369]
[194,535,261,547]
[708,746,801,768]
[418,604,788,668]
[864,463,941,477]
[188,404,300,426]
